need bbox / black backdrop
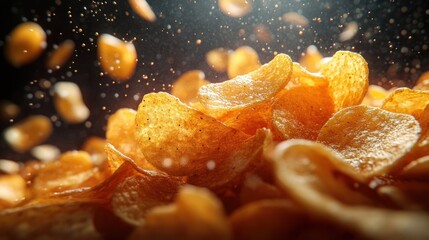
[1,0,428,162]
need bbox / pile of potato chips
[1,50,429,239]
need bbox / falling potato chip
[52,81,90,124]
[106,108,156,171]
[129,184,232,240]
[30,144,61,163]
[281,12,309,26]
[46,39,75,71]
[271,63,335,140]
[339,21,358,42]
[197,53,292,116]
[135,92,249,176]
[205,48,231,73]
[171,70,210,105]
[299,45,324,72]
[319,51,369,111]
[317,105,421,178]
[273,139,429,240]
[0,100,20,120]
[97,33,137,82]
[227,46,261,79]
[128,0,156,22]
[218,0,252,18]
[253,23,272,44]
[381,87,429,119]
[81,136,107,166]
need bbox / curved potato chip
[106,108,156,171]
[299,45,323,72]
[361,84,393,107]
[319,50,369,111]
[381,87,429,119]
[317,105,421,177]
[135,92,258,181]
[227,46,261,79]
[271,63,335,140]
[230,199,353,240]
[171,70,210,105]
[129,184,232,240]
[273,139,429,240]
[128,0,156,22]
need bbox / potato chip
[46,39,75,71]
[129,184,232,240]
[5,22,47,67]
[32,151,103,196]
[273,139,429,239]
[339,21,358,42]
[81,136,107,166]
[52,81,90,124]
[106,108,156,171]
[171,70,210,105]
[0,100,20,120]
[299,45,323,72]
[230,199,353,240]
[271,63,335,140]
[205,48,231,73]
[30,144,61,163]
[135,92,249,176]
[111,170,185,225]
[319,51,369,111]
[195,54,293,135]
[0,174,26,209]
[361,84,393,107]
[281,12,309,26]
[128,0,156,22]
[381,87,429,119]
[218,0,252,18]
[227,46,261,79]
[97,33,137,82]
[3,115,53,153]
[317,105,420,177]
[0,202,103,239]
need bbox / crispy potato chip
[0,202,103,239]
[319,51,369,111]
[32,151,103,196]
[106,108,156,171]
[273,139,429,239]
[0,174,26,209]
[227,46,261,79]
[361,84,394,107]
[271,63,335,140]
[299,45,323,72]
[381,87,429,119]
[128,0,156,22]
[230,199,353,240]
[135,92,249,176]
[205,48,231,73]
[317,105,421,177]
[129,184,232,240]
[171,70,210,105]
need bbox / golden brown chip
[319,50,369,111]
[299,45,323,72]
[361,84,394,107]
[81,136,107,166]
[317,105,421,178]
[195,54,293,135]
[97,34,137,82]
[205,48,231,73]
[227,46,261,79]
[218,0,252,18]
[381,87,429,119]
[0,100,20,120]
[171,70,210,105]
[106,108,156,171]
[128,0,156,22]
[0,202,103,239]
[46,39,75,71]
[52,81,90,124]
[111,171,184,225]
[135,92,249,176]
[281,12,309,26]
[271,63,335,140]
[129,184,232,240]
[273,139,429,240]
[3,115,53,153]
[4,22,47,67]
[0,174,26,209]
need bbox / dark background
[1,0,428,162]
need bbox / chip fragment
[317,105,421,177]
